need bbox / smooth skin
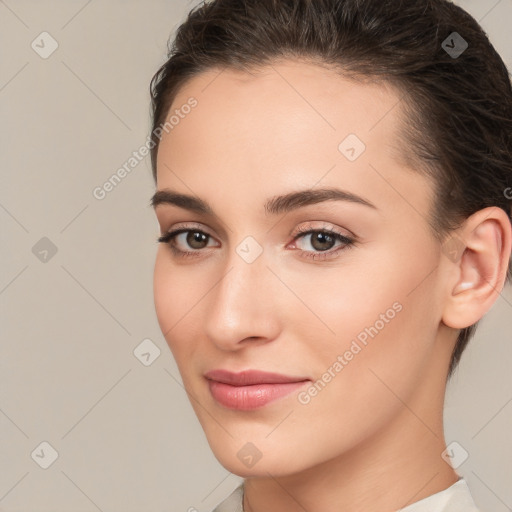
[152,59,511,512]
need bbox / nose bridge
[204,237,276,346]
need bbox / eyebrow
[150,187,377,216]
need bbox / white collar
[211,477,480,512]
[398,477,480,512]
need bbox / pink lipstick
[204,369,310,410]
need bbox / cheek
[280,276,439,463]
[153,251,209,370]
[153,252,174,335]
[153,251,196,349]
[292,245,441,398]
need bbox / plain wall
[1,0,511,510]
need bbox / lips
[204,369,311,410]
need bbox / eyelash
[157,224,355,261]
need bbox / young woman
[149,0,512,510]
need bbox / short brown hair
[149,0,512,378]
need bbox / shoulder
[207,477,483,512]
[399,477,482,512]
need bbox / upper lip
[204,369,310,386]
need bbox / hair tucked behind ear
[149,0,512,378]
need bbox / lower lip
[207,380,310,410]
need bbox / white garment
[211,477,481,512]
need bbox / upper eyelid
[162,221,213,235]
[293,221,353,236]
[163,222,350,238]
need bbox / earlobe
[441,207,512,330]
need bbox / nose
[203,246,281,351]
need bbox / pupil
[312,232,334,251]
[188,231,207,249]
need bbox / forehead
[158,59,405,165]
[171,60,401,131]
[155,59,431,220]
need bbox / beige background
[1,0,511,511]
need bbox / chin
[205,434,311,478]
[214,453,297,478]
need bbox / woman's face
[152,60,454,476]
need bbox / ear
[441,207,512,330]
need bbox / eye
[157,227,218,258]
[289,224,355,261]
[157,222,355,261]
